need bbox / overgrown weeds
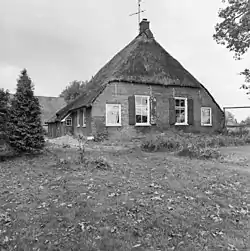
[177,145,221,159]
[141,131,250,159]
[51,145,112,171]
[93,130,109,142]
[79,155,112,170]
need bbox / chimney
[139,18,150,34]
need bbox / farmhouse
[46,19,224,139]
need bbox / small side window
[66,117,72,126]
[201,107,212,126]
[106,103,121,126]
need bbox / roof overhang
[61,112,72,122]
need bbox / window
[135,95,150,126]
[82,110,86,127]
[201,107,212,126]
[175,97,188,125]
[77,110,80,127]
[66,117,72,126]
[62,113,72,126]
[106,103,121,126]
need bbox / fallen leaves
[0,146,249,250]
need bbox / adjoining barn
[37,96,66,132]
[9,94,66,133]
[46,19,224,139]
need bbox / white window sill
[82,124,86,128]
[201,124,212,127]
[106,124,122,127]
[175,123,188,126]
[135,123,151,127]
[77,124,80,128]
[66,125,72,127]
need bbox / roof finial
[129,0,146,31]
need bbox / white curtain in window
[106,104,121,125]
[201,108,211,125]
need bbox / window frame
[62,113,72,126]
[65,117,72,126]
[135,95,150,126]
[174,97,188,125]
[105,103,122,127]
[82,110,86,128]
[201,107,212,126]
[77,110,80,127]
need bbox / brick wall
[89,81,224,139]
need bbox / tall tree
[8,69,45,153]
[0,89,10,143]
[225,111,237,124]
[213,0,250,92]
[240,115,250,124]
[60,80,88,103]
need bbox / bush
[141,134,181,152]
[140,131,250,159]
[88,156,112,170]
[93,130,109,142]
[76,154,111,171]
[227,127,250,137]
[177,145,221,159]
[0,145,17,162]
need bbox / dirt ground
[0,144,249,251]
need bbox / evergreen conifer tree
[8,69,45,153]
[0,89,10,144]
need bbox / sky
[0,0,250,121]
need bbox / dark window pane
[180,100,185,107]
[175,99,180,106]
[142,115,148,123]
[136,115,142,123]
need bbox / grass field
[0,144,249,251]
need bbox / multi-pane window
[135,95,150,125]
[66,117,72,126]
[201,107,212,126]
[106,104,121,126]
[175,97,188,125]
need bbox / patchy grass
[0,145,250,251]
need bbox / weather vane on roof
[129,0,146,30]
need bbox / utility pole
[129,0,146,31]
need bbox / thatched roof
[51,19,221,123]
[10,94,66,125]
[37,96,66,125]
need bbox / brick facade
[83,81,224,139]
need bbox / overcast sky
[0,0,250,120]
